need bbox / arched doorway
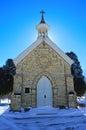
[37,76,52,107]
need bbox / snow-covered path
[0,105,86,130]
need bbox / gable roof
[14,36,74,65]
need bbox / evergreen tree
[0,68,4,95]
[3,59,16,76]
[0,59,16,96]
[66,51,86,96]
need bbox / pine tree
[0,59,16,96]
[66,51,86,96]
[3,59,16,76]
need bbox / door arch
[37,76,52,107]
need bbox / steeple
[40,10,45,23]
[36,11,50,38]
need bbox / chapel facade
[11,12,76,111]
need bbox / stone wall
[11,42,75,111]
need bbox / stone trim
[32,71,56,89]
[31,71,57,107]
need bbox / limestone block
[53,88,58,94]
[67,76,74,91]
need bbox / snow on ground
[77,96,86,104]
[0,100,86,130]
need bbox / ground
[0,99,86,130]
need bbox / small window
[25,88,30,93]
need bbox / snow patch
[0,102,86,129]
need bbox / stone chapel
[11,11,76,111]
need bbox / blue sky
[0,0,86,75]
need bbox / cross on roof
[40,10,45,15]
[40,10,45,23]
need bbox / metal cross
[40,10,45,16]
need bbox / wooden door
[37,76,52,107]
